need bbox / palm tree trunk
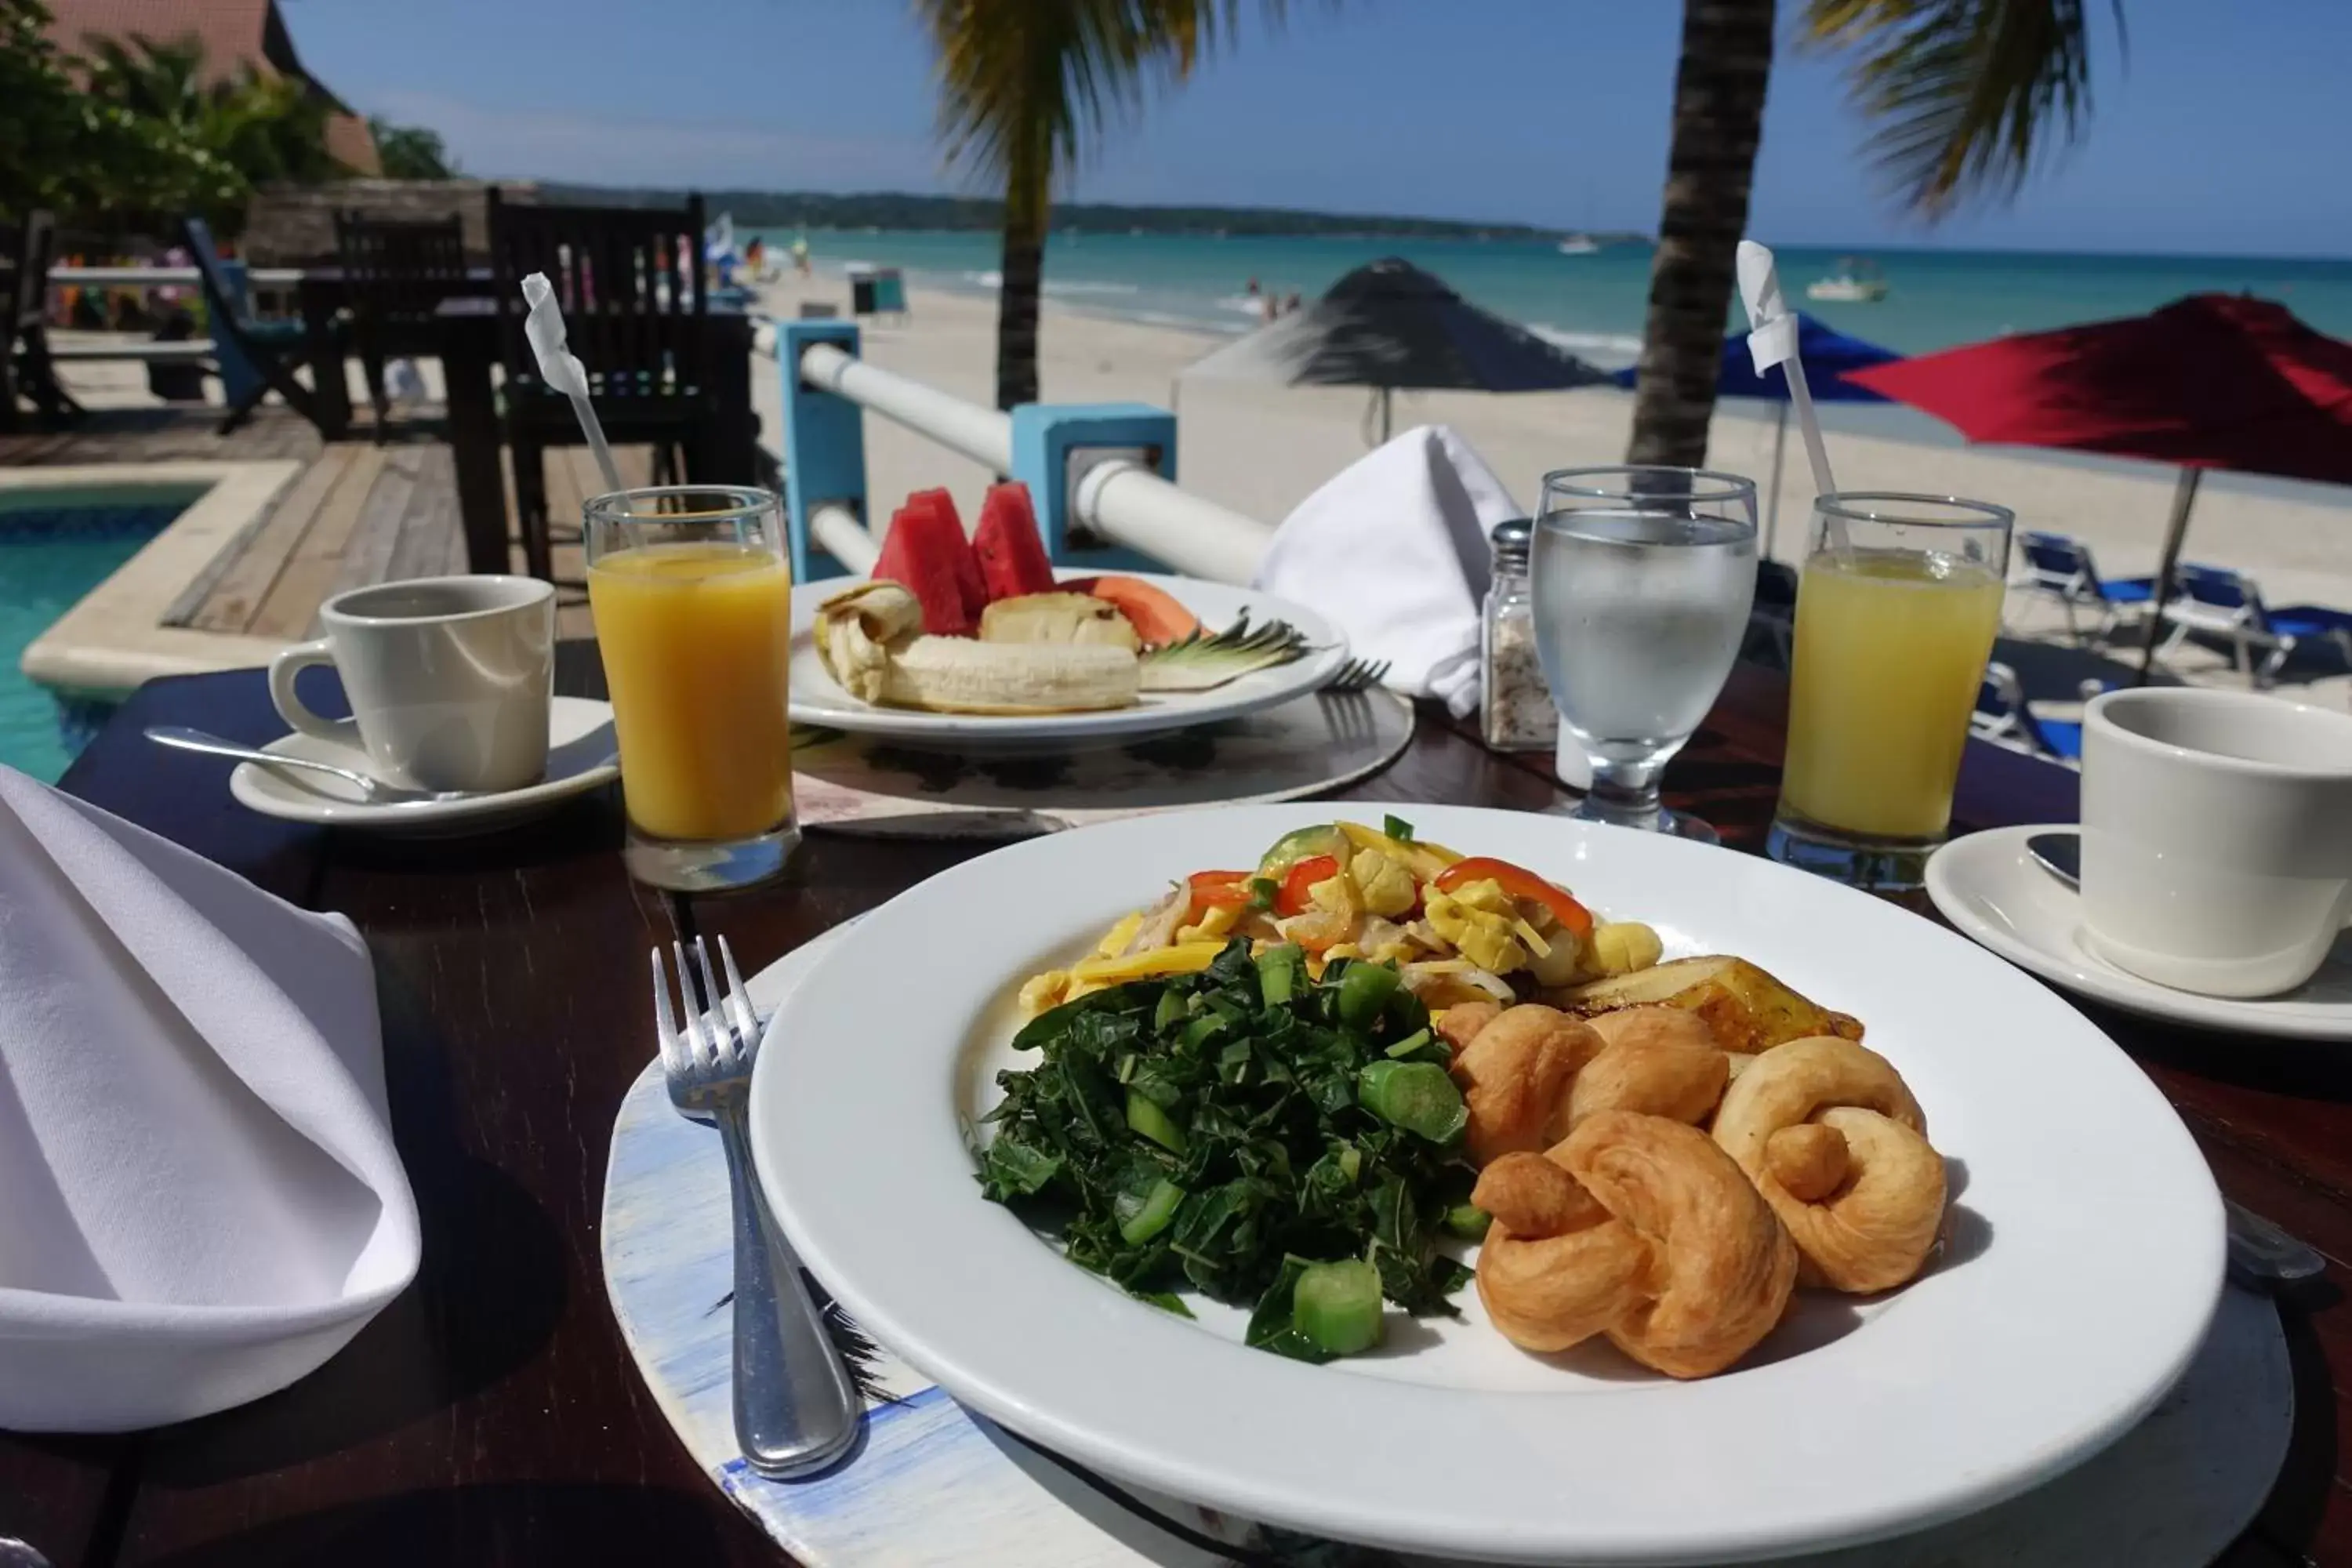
[995,151,1047,411]
[1627,0,1777,469]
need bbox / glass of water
[1532,467,1759,842]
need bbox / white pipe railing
[1073,458,1275,586]
[811,499,880,575]
[793,343,1275,586]
[50,266,306,288]
[799,342,1013,474]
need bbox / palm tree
[915,1,1283,412]
[1627,0,2107,466]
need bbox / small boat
[1806,256,1889,303]
[1555,234,1601,256]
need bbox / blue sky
[287,0,2350,258]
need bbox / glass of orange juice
[585,485,797,891]
[1769,494,2013,891]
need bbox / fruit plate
[786,571,1350,742]
[750,803,2224,1566]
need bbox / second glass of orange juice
[585,485,797,891]
[1769,494,2013,891]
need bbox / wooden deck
[0,407,645,641]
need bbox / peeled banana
[979,592,1141,651]
[816,581,1138,714]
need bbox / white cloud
[362,90,943,191]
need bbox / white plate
[786,571,1349,742]
[750,804,2224,1564]
[229,695,619,837]
[1926,824,2352,1042]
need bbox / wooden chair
[2,211,80,430]
[486,188,712,580]
[182,216,336,437]
[334,212,469,442]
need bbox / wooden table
[2,655,2343,1568]
[294,274,760,575]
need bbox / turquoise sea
[751,229,2352,365]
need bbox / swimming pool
[1,487,203,781]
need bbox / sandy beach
[753,270,2352,696]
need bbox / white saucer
[229,696,620,837]
[1926,824,2352,1040]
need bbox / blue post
[779,320,868,583]
[1008,403,1178,573]
[211,260,263,417]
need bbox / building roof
[42,0,380,175]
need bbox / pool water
[0,497,194,782]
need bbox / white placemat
[601,939,2294,1568]
[790,689,1414,840]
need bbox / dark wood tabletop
[3,650,2343,1568]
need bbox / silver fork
[1322,656,1391,695]
[655,935,861,1478]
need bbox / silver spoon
[144,725,477,805]
[2026,830,2082,887]
[2024,829,2328,1288]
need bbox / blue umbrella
[1615,313,1901,548]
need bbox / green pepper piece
[1442,1203,1492,1241]
[1126,1089,1188,1152]
[1335,960,1401,1029]
[1255,942,1305,1007]
[1116,1178,1186,1244]
[1356,1060,1468,1144]
[1256,824,1348,880]
[1291,1258,1385,1355]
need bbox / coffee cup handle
[268,640,348,743]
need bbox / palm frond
[1799,0,2110,218]
[912,0,1280,224]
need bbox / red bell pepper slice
[1185,869,1257,922]
[1432,857,1595,939]
[1276,854,1341,918]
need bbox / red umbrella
[1843,294,2352,672]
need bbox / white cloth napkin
[1253,424,1523,717]
[0,766,419,1433]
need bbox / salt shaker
[1480,518,1557,752]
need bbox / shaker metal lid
[1489,517,1533,563]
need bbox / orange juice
[1780,549,2005,840]
[587,541,794,841]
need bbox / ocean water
[751,228,2352,365]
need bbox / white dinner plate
[1926,824,2352,1042]
[229,695,619,837]
[750,804,2223,1564]
[786,571,1349,742]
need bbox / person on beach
[1283,291,1302,316]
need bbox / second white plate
[786,571,1350,742]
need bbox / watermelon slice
[874,490,984,635]
[972,482,1059,601]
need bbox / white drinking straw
[520,272,629,500]
[1735,241,1846,552]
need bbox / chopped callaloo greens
[979,938,1478,1362]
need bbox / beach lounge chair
[182,216,333,437]
[2159,564,2352,686]
[2013,531,2160,643]
[1975,664,2095,764]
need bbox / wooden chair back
[486,189,709,408]
[336,212,469,330]
[6,212,57,334]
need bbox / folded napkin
[0,766,418,1432]
[1254,424,1523,716]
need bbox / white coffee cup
[269,575,556,793]
[2079,688,2352,998]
